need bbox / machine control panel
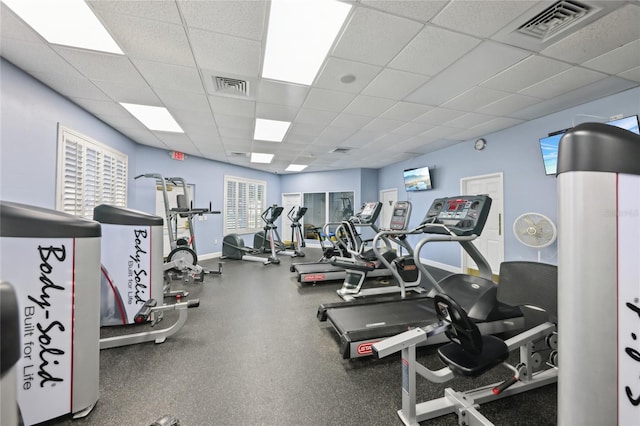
[389,201,412,231]
[420,195,492,236]
[352,202,382,225]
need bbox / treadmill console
[389,201,412,231]
[419,195,492,236]
[352,202,382,225]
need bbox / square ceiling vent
[213,76,249,97]
[517,0,592,42]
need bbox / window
[224,175,266,235]
[56,125,127,218]
[303,191,354,237]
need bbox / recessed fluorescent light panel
[286,164,308,172]
[2,0,123,54]
[262,0,352,85]
[120,103,184,133]
[254,118,291,142]
[251,153,275,164]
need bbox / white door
[461,173,504,276]
[379,188,398,229]
[281,192,302,243]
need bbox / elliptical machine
[282,206,307,257]
[222,205,284,265]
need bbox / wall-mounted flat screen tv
[539,115,640,175]
[403,166,432,191]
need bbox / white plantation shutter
[56,125,128,218]
[224,175,266,235]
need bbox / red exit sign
[169,151,185,161]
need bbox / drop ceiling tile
[304,88,356,112]
[315,57,382,93]
[288,122,325,138]
[362,118,404,133]
[189,29,262,77]
[184,125,221,144]
[343,95,396,117]
[214,114,253,130]
[219,126,252,139]
[481,55,572,93]
[0,39,85,78]
[431,0,538,38]
[316,126,358,143]
[344,130,382,147]
[391,122,433,137]
[209,95,256,117]
[53,47,146,85]
[155,88,210,112]
[420,126,463,140]
[97,113,148,130]
[331,113,374,129]
[519,67,607,99]
[154,132,198,152]
[466,117,524,137]
[619,66,640,83]
[389,25,481,76]
[133,59,204,93]
[582,39,640,75]
[360,0,448,22]
[179,0,266,40]
[444,112,495,129]
[441,86,511,112]
[257,80,309,107]
[0,4,42,43]
[361,69,429,101]
[255,103,299,122]
[295,109,339,125]
[332,7,422,66]
[406,41,530,105]
[118,128,166,148]
[413,107,467,125]
[29,72,106,100]
[381,102,433,121]
[89,0,182,24]
[476,94,544,116]
[541,4,640,64]
[171,108,215,127]
[95,11,195,66]
[71,98,128,116]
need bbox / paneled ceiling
[2,0,639,174]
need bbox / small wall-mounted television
[539,115,640,175]
[403,166,432,191]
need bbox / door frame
[460,172,504,276]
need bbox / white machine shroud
[618,173,640,423]
[1,237,74,426]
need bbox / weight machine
[373,261,558,425]
[135,173,222,282]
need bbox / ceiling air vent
[330,147,352,154]
[228,151,248,157]
[517,0,592,41]
[214,76,249,97]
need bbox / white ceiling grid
[0,0,638,173]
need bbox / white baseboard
[198,252,222,260]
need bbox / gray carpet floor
[44,248,556,426]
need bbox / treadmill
[317,195,525,358]
[292,202,390,284]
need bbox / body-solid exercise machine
[135,173,222,281]
[222,204,284,265]
[556,123,640,424]
[373,261,558,425]
[317,195,524,358]
[94,205,200,350]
